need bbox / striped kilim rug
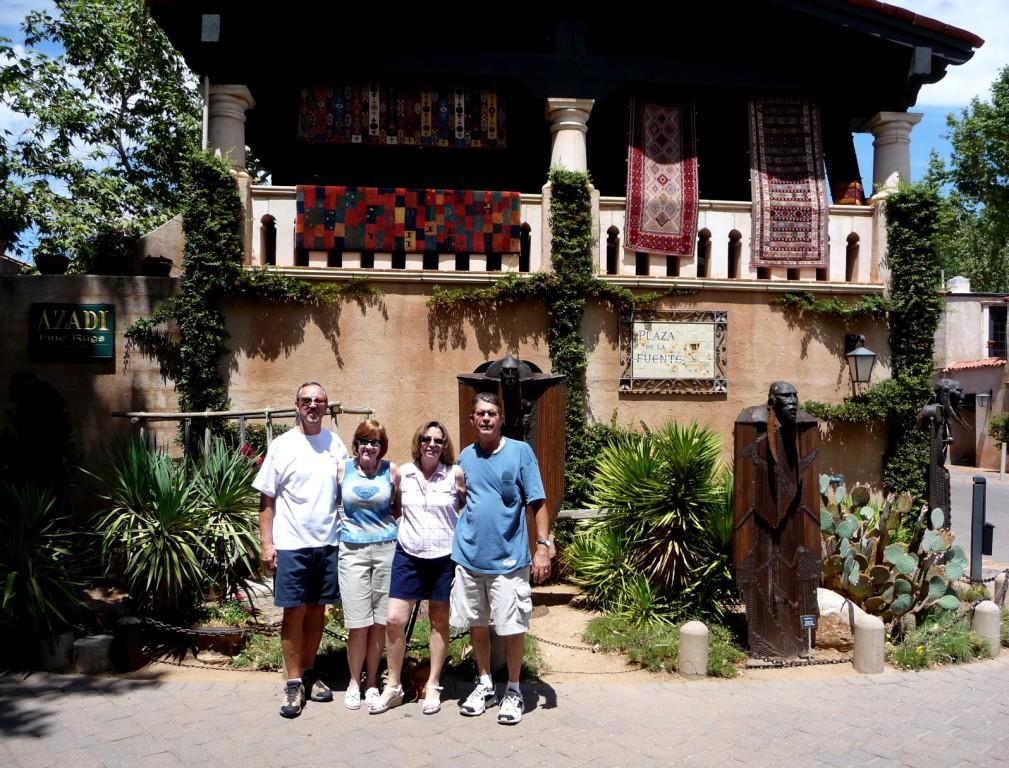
[297,83,506,149]
[748,96,829,268]
[296,186,522,254]
[624,99,698,257]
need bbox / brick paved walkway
[3,654,1009,768]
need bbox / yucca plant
[561,525,634,609]
[97,439,210,617]
[0,481,86,653]
[566,421,733,622]
[192,438,261,601]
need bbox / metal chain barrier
[959,567,1009,585]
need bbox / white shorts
[338,540,396,629]
[449,565,532,636]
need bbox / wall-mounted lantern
[844,334,877,390]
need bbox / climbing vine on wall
[786,184,945,497]
[126,150,374,445]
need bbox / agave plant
[565,421,733,622]
[97,439,211,617]
[0,481,86,649]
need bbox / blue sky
[1,1,1006,198]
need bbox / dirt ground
[134,583,861,686]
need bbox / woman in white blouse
[369,420,465,715]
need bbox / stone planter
[194,626,246,656]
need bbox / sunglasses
[419,436,446,445]
[298,397,327,406]
[356,438,382,448]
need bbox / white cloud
[0,1,55,37]
[884,0,1006,107]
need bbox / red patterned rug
[748,96,829,268]
[296,186,521,254]
[624,99,698,257]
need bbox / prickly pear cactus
[820,475,965,636]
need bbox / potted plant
[33,237,71,274]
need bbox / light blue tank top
[339,459,397,544]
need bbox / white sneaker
[497,689,524,725]
[344,685,361,710]
[364,687,381,709]
[460,683,498,716]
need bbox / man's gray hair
[471,391,501,413]
[295,381,327,401]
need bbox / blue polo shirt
[452,437,546,575]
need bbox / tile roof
[943,358,1007,371]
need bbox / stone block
[39,630,75,672]
[74,634,114,674]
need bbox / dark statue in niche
[916,378,965,529]
[733,381,821,658]
[486,354,534,443]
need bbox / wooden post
[266,409,273,447]
[204,410,211,454]
[184,418,191,454]
[239,415,246,447]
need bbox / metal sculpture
[916,378,965,529]
[733,381,821,658]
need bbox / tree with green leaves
[0,0,200,263]
[927,65,1009,292]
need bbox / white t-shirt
[252,428,349,549]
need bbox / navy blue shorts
[389,544,454,602]
[274,545,340,608]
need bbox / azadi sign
[29,303,115,360]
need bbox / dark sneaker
[280,681,306,719]
[497,689,524,725]
[303,669,333,703]
[460,683,498,716]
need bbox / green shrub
[990,413,1009,447]
[564,421,734,622]
[582,615,744,677]
[0,481,87,654]
[886,612,987,670]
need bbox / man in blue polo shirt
[451,391,551,726]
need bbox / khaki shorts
[449,565,532,636]
[338,540,396,628]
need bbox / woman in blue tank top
[337,418,400,710]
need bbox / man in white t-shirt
[253,381,348,719]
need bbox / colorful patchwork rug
[748,96,829,268]
[295,186,522,254]
[624,99,698,257]
[297,83,506,149]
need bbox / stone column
[545,98,594,172]
[858,111,923,196]
[208,84,256,176]
[542,98,598,271]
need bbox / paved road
[3,659,1009,768]
[950,466,1009,569]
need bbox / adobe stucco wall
[0,275,181,462]
[2,275,891,488]
[221,281,891,487]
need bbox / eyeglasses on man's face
[298,397,327,407]
[357,438,382,448]
[419,436,445,446]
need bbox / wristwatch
[536,539,553,549]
